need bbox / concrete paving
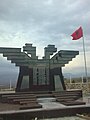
[37,95,90,109]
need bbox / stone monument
[0,43,79,92]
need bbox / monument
[0,43,79,92]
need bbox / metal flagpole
[82,36,88,83]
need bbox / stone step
[37,97,56,103]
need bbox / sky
[0,0,90,85]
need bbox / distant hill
[0,72,18,87]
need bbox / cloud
[0,0,90,81]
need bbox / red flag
[71,26,83,40]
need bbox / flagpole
[82,36,88,83]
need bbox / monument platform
[0,90,89,120]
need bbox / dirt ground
[0,102,20,111]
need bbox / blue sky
[0,0,90,84]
